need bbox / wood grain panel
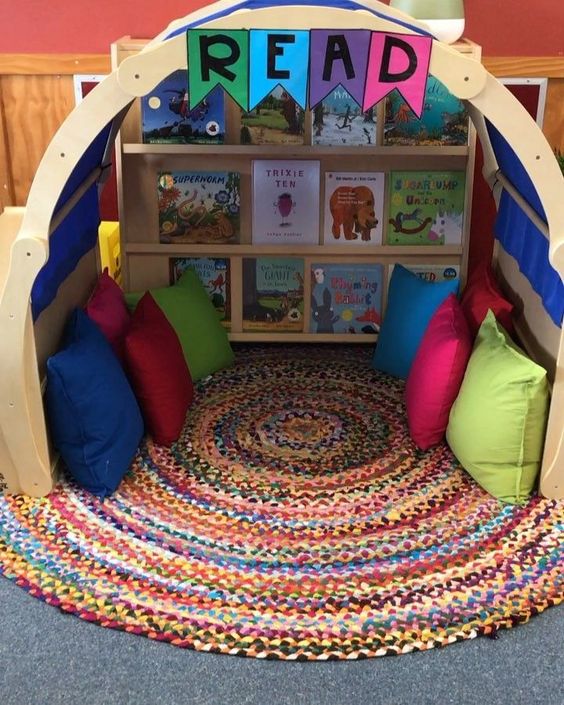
[0,80,16,212]
[483,56,564,78]
[2,75,75,204]
[1,52,563,79]
[0,54,111,76]
[543,79,564,154]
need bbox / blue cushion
[46,309,144,497]
[372,265,459,379]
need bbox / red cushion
[461,264,514,337]
[405,295,472,450]
[85,269,130,360]
[124,293,193,445]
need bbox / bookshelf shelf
[124,243,464,257]
[122,143,470,157]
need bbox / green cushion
[446,311,549,504]
[125,269,234,381]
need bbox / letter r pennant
[187,29,249,111]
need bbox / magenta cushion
[85,269,130,360]
[461,264,514,338]
[405,295,472,450]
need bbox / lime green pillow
[125,269,234,381]
[446,311,549,504]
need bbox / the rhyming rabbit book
[310,263,383,335]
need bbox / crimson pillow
[85,269,130,360]
[124,293,193,445]
[461,264,514,338]
[405,295,472,450]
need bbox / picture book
[141,70,225,144]
[157,170,240,244]
[169,257,231,328]
[391,263,460,284]
[252,160,320,245]
[310,263,383,335]
[312,88,376,146]
[242,257,305,332]
[241,86,305,145]
[323,172,385,246]
[387,171,466,246]
[384,76,468,146]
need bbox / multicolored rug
[1,346,562,659]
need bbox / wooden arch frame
[0,0,562,498]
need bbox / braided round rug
[1,345,562,659]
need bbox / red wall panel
[0,0,563,56]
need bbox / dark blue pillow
[372,265,459,379]
[46,309,143,497]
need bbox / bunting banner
[187,28,433,115]
[363,32,432,117]
[309,30,371,108]
[249,30,310,110]
[187,29,249,110]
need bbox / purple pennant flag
[309,30,372,108]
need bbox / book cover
[392,263,460,283]
[169,257,231,328]
[312,88,376,146]
[141,70,225,145]
[252,160,320,245]
[387,171,466,246]
[384,77,468,146]
[240,86,305,145]
[323,172,385,246]
[310,263,383,335]
[157,171,240,244]
[242,257,305,332]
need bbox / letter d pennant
[363,32,432,117]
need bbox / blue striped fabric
[486,119,546,221]
[32,184,100,321]
[32,123,112,321]
[495,190,563,327]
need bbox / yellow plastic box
[98,221,122,286]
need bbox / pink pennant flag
[363,32,432,117]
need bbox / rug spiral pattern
[1,346,562,659]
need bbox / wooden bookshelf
[112,37,480,343]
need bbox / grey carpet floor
[0,575,562,705]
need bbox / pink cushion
[124,293,193,446]
[85,269,130,360]
[461,264,514,338]
[405,295,472,450]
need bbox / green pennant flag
[187,29,249,111]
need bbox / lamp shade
[390,0,465,43]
